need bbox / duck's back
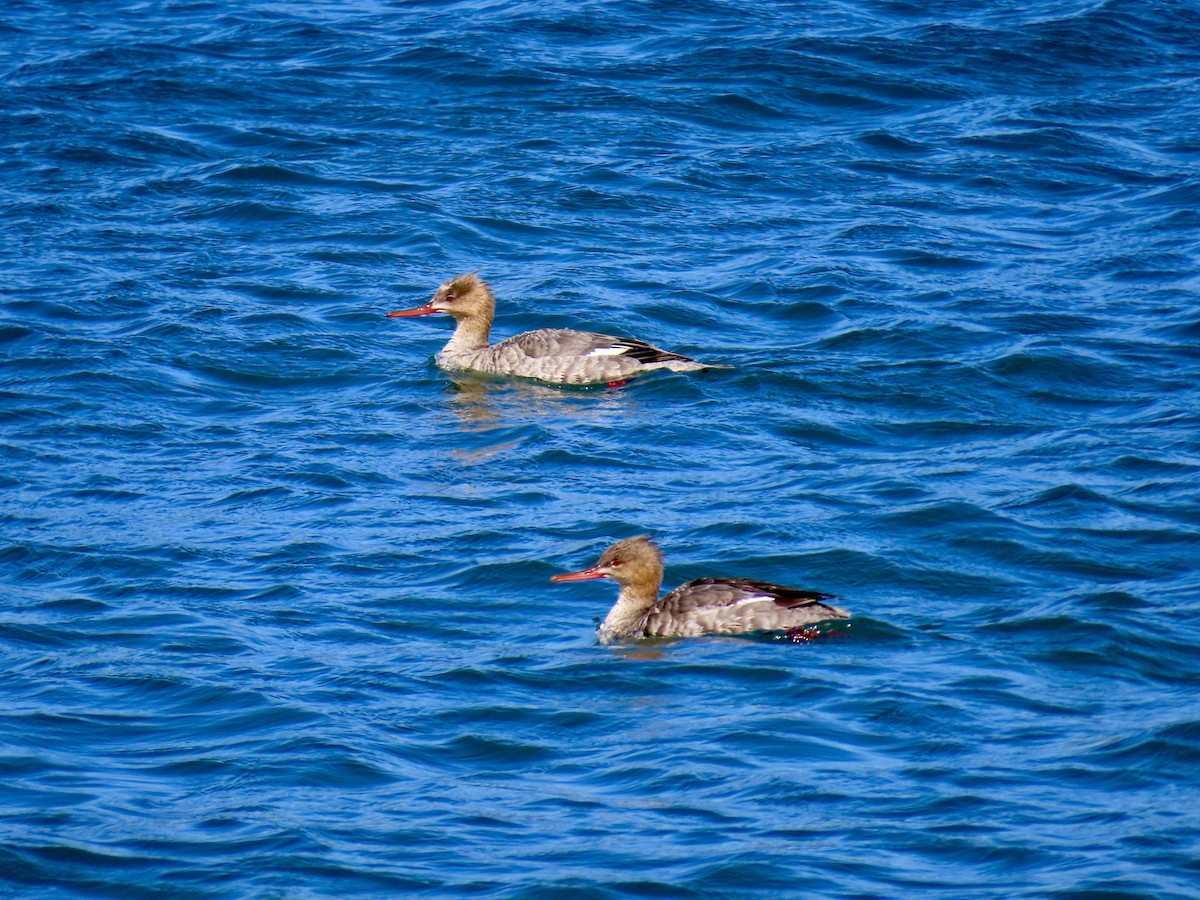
[640,578,850,638]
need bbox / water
[2,0,1199,896]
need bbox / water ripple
[3,0,1200,897]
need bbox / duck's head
[387,272,495,322]
[551,536,664,593]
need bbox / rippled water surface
[3,1,1200,897]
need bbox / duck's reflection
[445,373,632,429]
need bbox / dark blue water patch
[4,0,1200,897]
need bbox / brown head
[386,272,495,323]
[550,535,665,599]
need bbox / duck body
[635,576,849,641]
[437,327,703,385]
[551,536,850,643]
[389,273,711,386]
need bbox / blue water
[3,0,1199,896]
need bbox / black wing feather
[611,338,696,365]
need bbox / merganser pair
[388,273,713,386]
[552,536,850,643]
[389,276,851,642]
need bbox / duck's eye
[610,559,623,567]
[443,293,456,302]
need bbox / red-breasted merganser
[387,273,713,385]
[551,536,850,643]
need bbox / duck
[551,536,850,643]
[387,273,714,386]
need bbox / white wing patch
[584,346,629,357]
[732,595,774,606]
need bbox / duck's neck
[598,581,660,642]
[441,313,492,356]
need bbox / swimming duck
[551,536,850,643]
[387,273,713,385]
